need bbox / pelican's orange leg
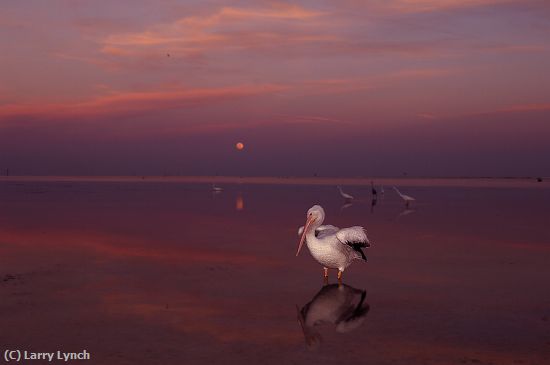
[337,270,343,283]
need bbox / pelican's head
[307,205,325,223]
[296,205,325,256]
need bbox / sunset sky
[1,0,549,177]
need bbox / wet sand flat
[1,179,549,364]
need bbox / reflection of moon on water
[297,284,370,350]
[235,194,244,211]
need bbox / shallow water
[1,180,549,364]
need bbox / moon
[235,142,244,151]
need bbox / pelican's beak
[296,215,315,256]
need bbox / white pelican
[337,186,354,201]
[212,183,223,193]
[296,205,370,281]
[297,283,370,349]
[393,186,415,207]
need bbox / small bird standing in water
[337,186,354,202]
[393,186,415,207]
[296,205,370,282]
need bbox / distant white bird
[337,186,354,201]
[380,186,385,195]
[296,205,370,281]
[212,183,223,193]
[393,186,415,207]
[297,284,370,350]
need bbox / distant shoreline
[0,175,547,188]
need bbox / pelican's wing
[298,224,340,237]
[316,225,339,238]
[336,227,370,260]
[336,227,370,247]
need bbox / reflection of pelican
[296,205,370,281]
[370,197,377,213]
[212,183,223,193]
[337,186,354,201]
[393,186,415,207]
[297,284,370,350]
[340,202,353,212]
[397,208,416,219]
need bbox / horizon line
[0,175,547,188]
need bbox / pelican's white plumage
[296,205,370,280]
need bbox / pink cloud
[0,84,286,123]
[384,0,513,13]
[98,4,327,59]
[275,114,355,125]
[0,66,455,132]
[496,103,550,113]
